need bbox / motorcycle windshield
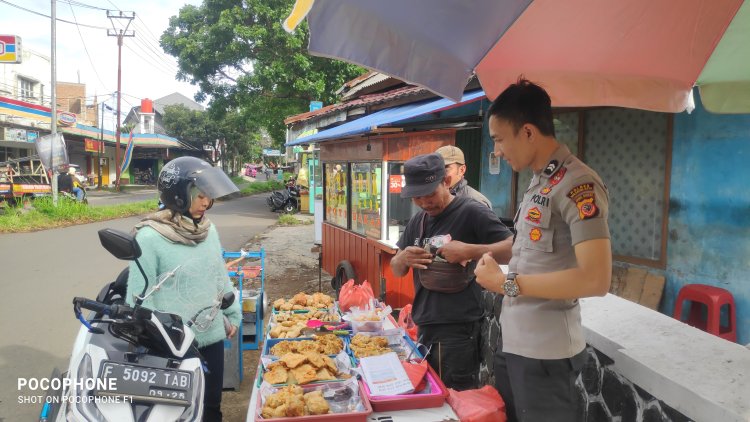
[192,167,239,200]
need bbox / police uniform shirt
[501,144,610,360]
[397,196,513,326]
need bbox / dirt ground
[221,217,336,422]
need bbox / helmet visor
[192,166,239,200]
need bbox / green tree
[161,104,219,150]
[160,0,363,146]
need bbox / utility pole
[106,10,135,191]
[98,99,107,189]
[50,0,58,205]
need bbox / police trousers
[493,340,588,422]
[418,320,481,391]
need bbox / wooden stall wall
[322,222,382,297]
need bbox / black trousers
[418,320,481,391]
[199,341,225,422]
[493,338,588,422]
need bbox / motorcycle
[39,228,234,422]
[266,183,300,213]
[60,184,88,205]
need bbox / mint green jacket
[126,225,242,347]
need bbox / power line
[122,43,177,79]
[67,1,110,93]
[59,0,108,11]
[0,0,109,30]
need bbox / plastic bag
[447,385,506,422]
[339,279,374,312]
[397,304,418,341]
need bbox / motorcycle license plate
[96,361,193,406]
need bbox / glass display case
[386,162,420,243]
[324,163,349,228]
[350,162,382,238]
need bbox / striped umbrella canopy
[285,0,749,113]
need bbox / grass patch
[0,197,157,233]
[277,214,311,226]
[240,180,285,195]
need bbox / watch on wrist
[503,272,520,297]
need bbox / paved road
[0,193,276,421]
[86,188,160,207]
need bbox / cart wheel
[331,260,356,299]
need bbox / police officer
[435,145,492,208]
[475,78,612,422]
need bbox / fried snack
[314,367,336,381]
[272,293,336,311]
[304,352,325,369]
[349,334,392,358]
[263,362,289,385]
[290,363,318,385]
[322,355,338,374]
[269,342,295,356]
[272,298,286,310]
[304,390,331,415]
[285,395,306,417]
[261,385,304,419]
[280,353,307,369]
[269,337,344,357]
[314,334,345,355]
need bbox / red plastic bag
[339,279,374,312]
[398,304,418,341]
[447,385,506,422]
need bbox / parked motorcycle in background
[39,228,234,422]
[266,177,300,213]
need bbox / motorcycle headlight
[179,366,204,422]
[74,353,105,421]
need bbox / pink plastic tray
[254,382,372,422]
[360,364,448,412]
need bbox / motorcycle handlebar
[73,297,133,319]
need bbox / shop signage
[263,148,282,156]
[0,35,21,63]
[57,111,77,126]
[3,127,28,142]
[309,101,323,112]
[26,130,38,143]
[85,138,103,153]
[388,175,404,193]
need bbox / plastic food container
[255,380,372,421]
[360,364,448,412]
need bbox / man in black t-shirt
[391,153,513,390]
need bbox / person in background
[127,156,242,421]
[390,153,513,390]
[475,78,612,422]
[435,145,492,208]
[57,167,72,192]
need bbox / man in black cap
[390,153,513,390]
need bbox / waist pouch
[416,212,473,293]
[417,262,472,293]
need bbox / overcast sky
[0,0,203,129]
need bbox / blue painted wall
[478,100,515,218]
[668,96,750,345]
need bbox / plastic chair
[673,284,737,342]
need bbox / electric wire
[0,0,109,30]
[66,0,110,93]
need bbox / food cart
[319,129,460,309]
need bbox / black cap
[400,153,445,198]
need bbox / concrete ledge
[581,294,749,422]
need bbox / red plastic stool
[673,284,737,342]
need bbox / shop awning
[286,90,485,146]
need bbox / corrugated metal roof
[284,85,429,125]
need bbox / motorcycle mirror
[98,228,142,260]
[220,292,235,310]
